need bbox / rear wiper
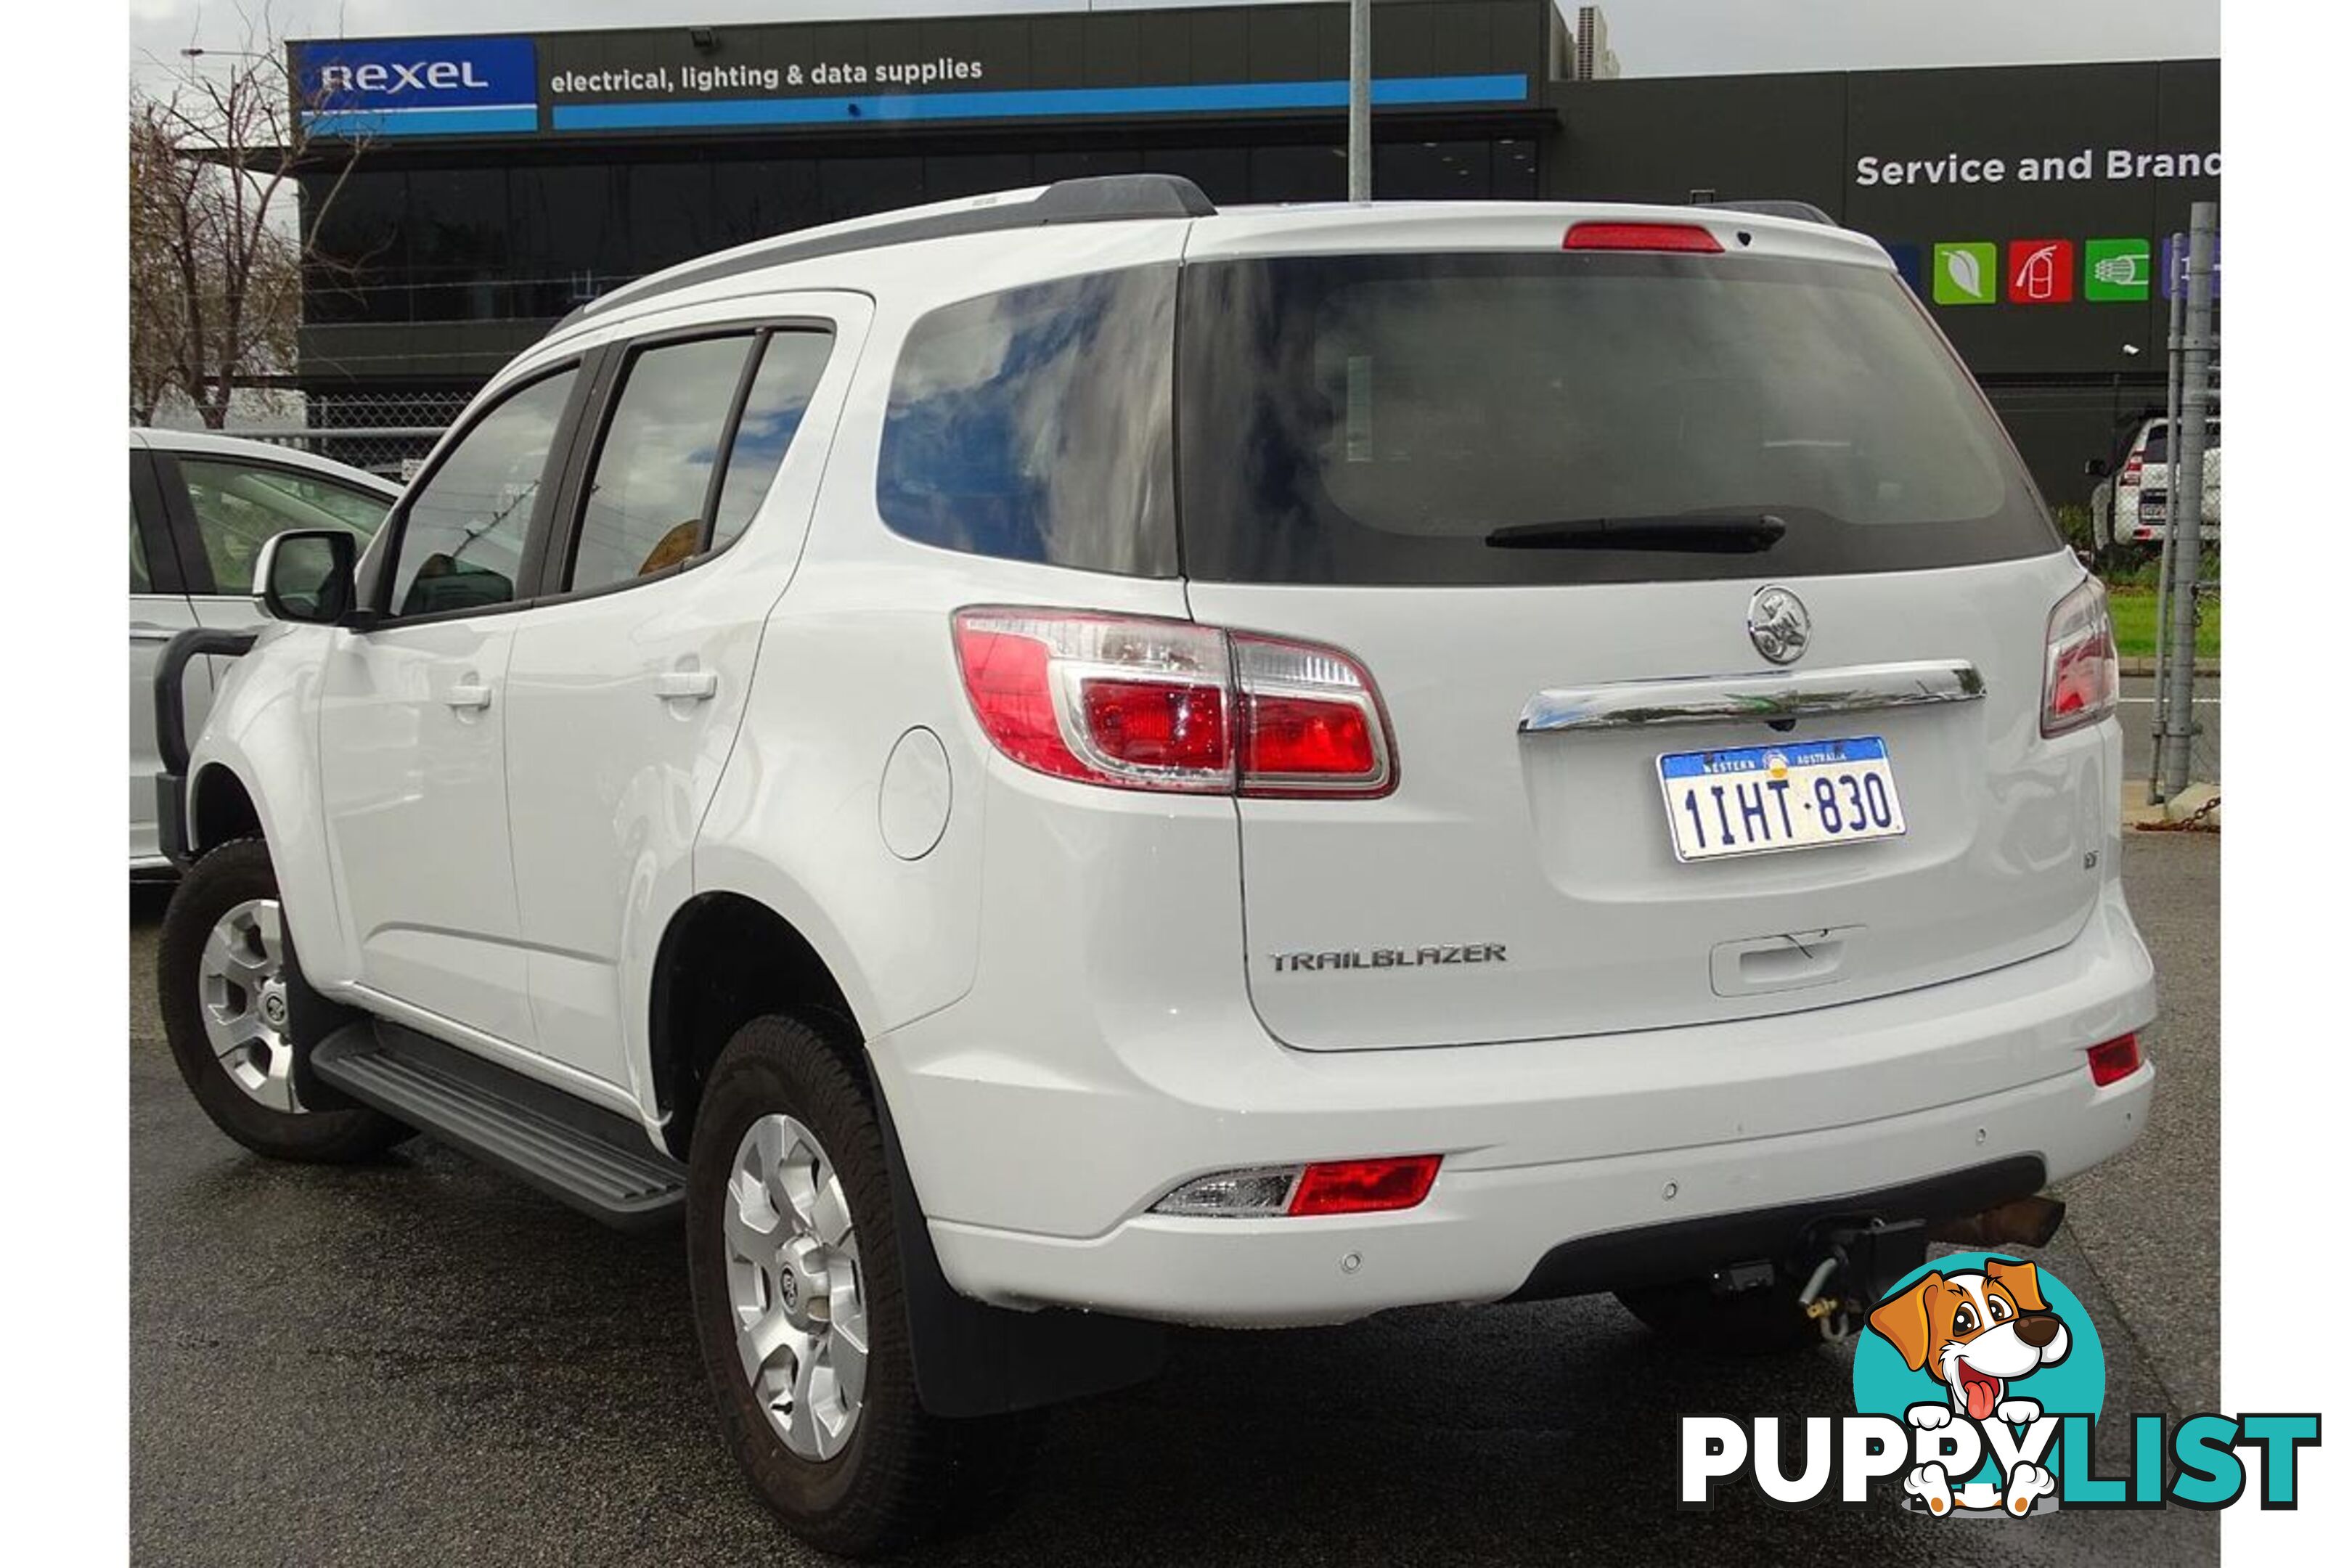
[1484,513,1788,552]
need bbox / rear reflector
[952,608,1395,797]
[1289,1156,1443,1216]
[1564,221,1723,253]
[1148,1156,1442,1218]
[2087,1033,2143,1087]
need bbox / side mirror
[2083,457,2110,478]
[255,529,359,625]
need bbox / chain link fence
[138,389,468,481]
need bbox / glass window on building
[408,168,512,322]
[925,152,1037,202]
[713,158,822,250]
[1376,141,1493,200]
[820,157,926,225]
[629,158,722,273]
[509,166,634,318]
[1151,146,1249,206]
[303,169,409,326]
[1250,144,1347,203]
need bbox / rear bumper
[873,875,2156,1329]
[926,1064,2147,1327]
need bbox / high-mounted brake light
[2041,578,2119,738]
[1148,1155,1442,1218]
[2086,1033,2143,1087]
[1564,221,1723,254]
[952,609,1395,797]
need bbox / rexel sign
[295,36,539,136]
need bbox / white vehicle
[155,179,2153,1556]
[130,429,396,869]
[2111,415,2221,548]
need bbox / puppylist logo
[1681,1252,2320,1514]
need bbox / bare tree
[128,20,367,428]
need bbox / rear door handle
[444,683,494,711]
[653,670,719,702]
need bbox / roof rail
[558,173,1217,331]
[1693,198,1837,227]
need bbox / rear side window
[1177,253,2058,586]
[877,265,1177,577]
[568,327,834,593]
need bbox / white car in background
[131,429,397,869]
[2098,416,2220,550]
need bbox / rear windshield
[2141,421,2218,462]
[1176,252,2058,586]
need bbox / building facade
[290,0,2218,502]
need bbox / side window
[876,266,1178,576]
[566,327,835,593]
[179,459,394,596]
[390,368,579,618]
[130,501,153,593]
[568,336,754,594]
[711,330,832,551]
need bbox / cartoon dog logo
[1866,1259,2071,1516]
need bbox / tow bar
[1789,1193,2067,1341]
[1793,1217,1927,1342]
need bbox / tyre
[156,838,410,1163]
[685,1013,1037,1557]
[1616,1273,1823,1357]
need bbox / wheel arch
[189,761,262,854]
[648,890,867,1161]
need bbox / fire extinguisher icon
[2015,244,2059,301]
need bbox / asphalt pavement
[128,833,2219,1567]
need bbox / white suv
[155,177,2153,1556]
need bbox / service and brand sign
[293,36,539,136]
[292,3,1538,140]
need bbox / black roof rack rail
[1693,198,1837,227]
[553,173,1217,332]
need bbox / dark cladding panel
[1085,12,1142,88]
[1188,7,1249,85]
[1371,4,1437,80]
[1247,6,1320,82]
[1427,1,1492,78]
[1133,12,1191,86]
[1551,75,1847,209]
[1029,15,1085,91]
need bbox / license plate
[1657,736,1906,862]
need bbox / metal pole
[1348,0,1371,203]
[2147,242,2185,803]
[2158,203,2218,799]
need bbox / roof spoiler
[552,173,1217,333]
[1691,198,1837,227]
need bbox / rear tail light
[2087,1033,2143,1087]
[1564,221,1724,253]
[2041,578,2119,738]
[952,608,1395,797]
[1149,1155,1442,1218]
[2123,455,2143,482]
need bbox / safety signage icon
[2006,240,2075,304]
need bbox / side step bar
[311,1022,685,1231]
